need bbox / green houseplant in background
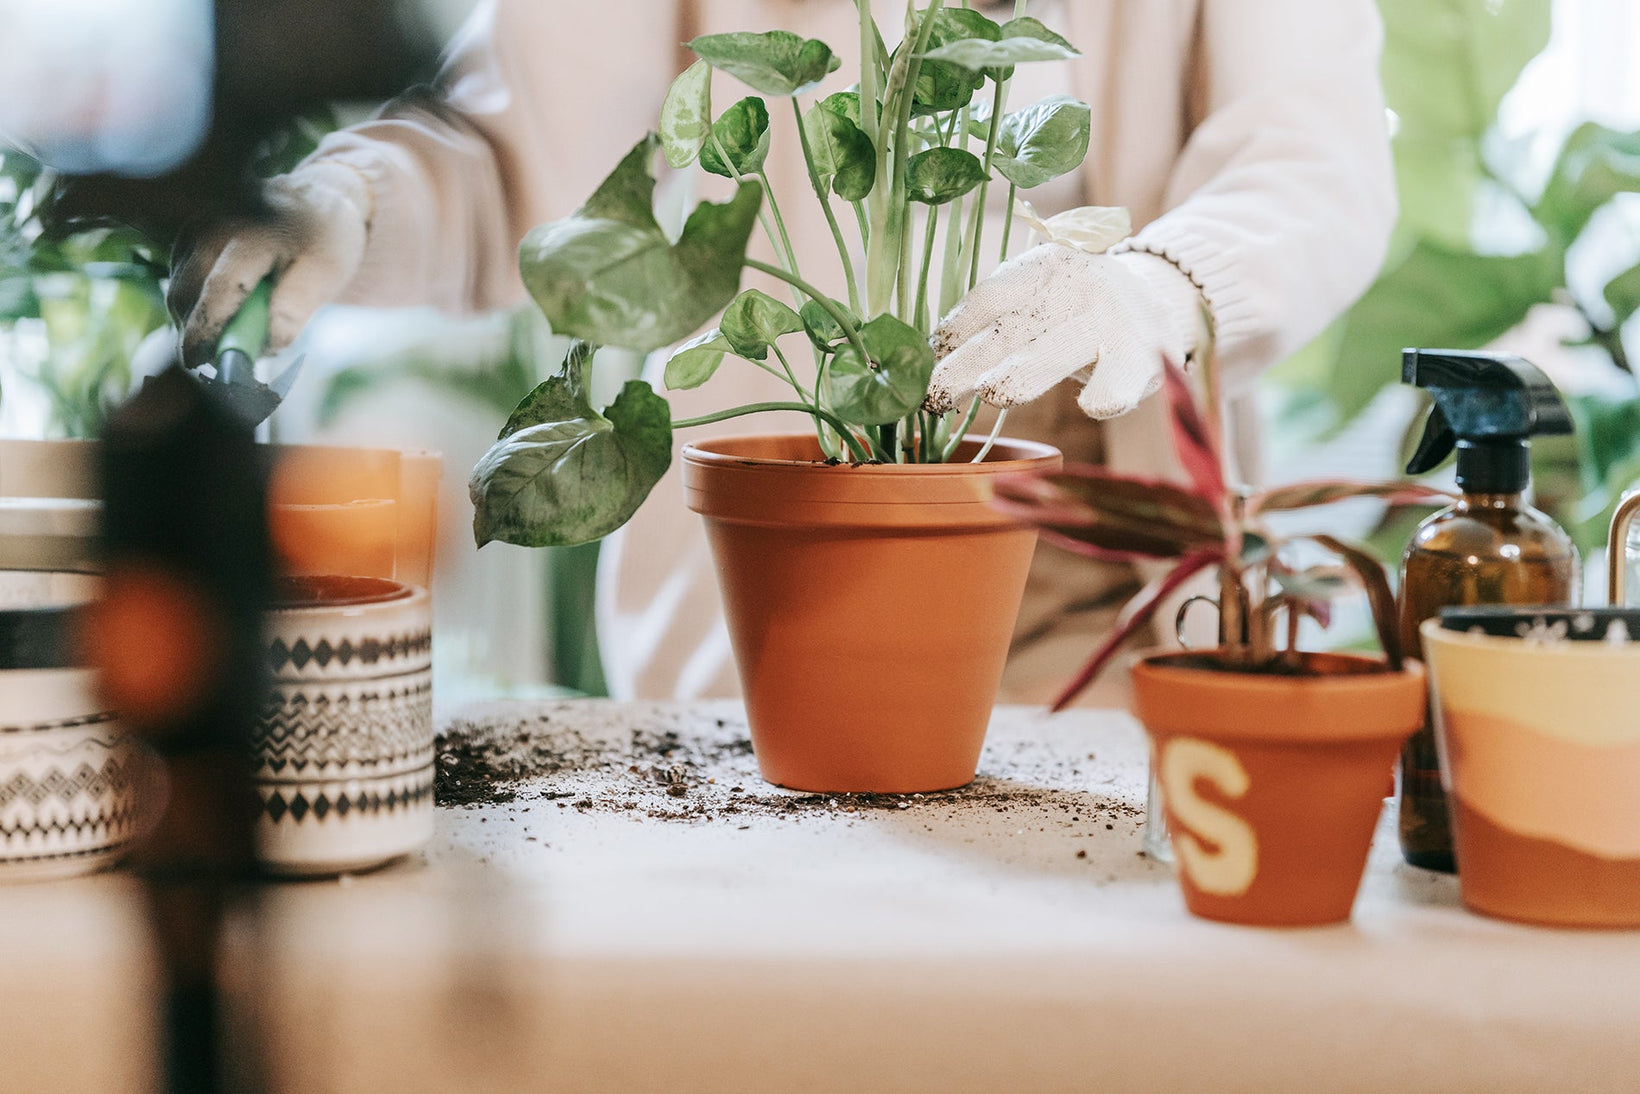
[0,152,169,437]
[469,1,1102,791]
[1278,0,1640,554]
[0,113,337,437]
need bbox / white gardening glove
[167,160,373,368]
[926,244,1203,420]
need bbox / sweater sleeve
[303,0,683,315]
[1117,0,1396,389]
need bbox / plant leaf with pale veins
[700,97,771,178]
[803,93,876,201]
[664,329,730,390]
[689,31,841,97]
[470,379,673,548]
[659,59,712,168]
[992,95,1091,189]
[720,288,802,361]
[519,134,762,353]
[825,313,935,426]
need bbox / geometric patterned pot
[256,575,433,876]
[0,667,144,882]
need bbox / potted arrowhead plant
[469,2,1100,791]
[992,357,1452,925]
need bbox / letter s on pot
[1160,738,1258,897]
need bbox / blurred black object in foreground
[47,0,439,244]
[90,365,274,1094]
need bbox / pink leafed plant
[991,359,1452,711]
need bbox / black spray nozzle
[1402,349,1573,493]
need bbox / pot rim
[1419,616,1640,658]
[680,432,1060,474]
[1131,648,1426,744]
[267,574,416,611]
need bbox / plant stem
[791,99,862,312]
[768,343,811,404]
[971,408,1007,463]
[758,171,801,284]
[965,78,1007,290]
[914,202,940,332]
[674,401,873,461]
[744,258,869,362]
[940,394,985,461]
[997,181,1017,261]
[707,127,805,310]
[851,200,871,252]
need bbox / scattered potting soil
[434,702,1145,829]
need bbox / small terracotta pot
[1132,650,1426,926]
[1421,619,1640,928]
[256,575,433,876]
[682,434,1059,793]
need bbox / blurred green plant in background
[0,110,337,437]
[0,152,169,436]
[1273,0,1640,555]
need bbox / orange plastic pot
[681,433,1060,793]
[1132,651,1426,926]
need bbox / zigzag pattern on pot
[257,766,434,825]
[267,630,432,674]
[255,678,433,775]
[0,753,134,811]
[0,713,117,736]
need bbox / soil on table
[435,702,1144,829]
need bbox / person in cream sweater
[168,0,1396,703]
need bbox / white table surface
[5,700,1639,1093]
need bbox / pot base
[1453,800,1640,929]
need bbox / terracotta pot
[1421,619,1640,928]
[1132,650,1426,926]
[256,575,434,876]
[682,434,1059,793]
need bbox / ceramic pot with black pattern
[256,575,433,876]
[0,572,146,881]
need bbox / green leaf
[664,329,730,390]
[1605,261,1640,326]
[803,94,876,202]
[991,95,1091,189]
[999,16,1075,51]
[519,134,762,353]
[700,97,771,178]
[910,9,998,115]
[470,378,673,548]
[689,31,840,97]
[1377,0,1549,242]
[1536,123,1640,243]
[905,148,987,204]
[0,276,40,320]
[919,34,1078,72]
[719,288,802,361]
[825,313,935,426]
[1323,240,1563,427]
[800,298,857,351]
[659,59,713,169]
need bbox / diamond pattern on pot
[267,631,432,674]
[257,768,434,825]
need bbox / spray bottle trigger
[1406,402,1456,476]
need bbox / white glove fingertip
[1077,351,1165,420]
[182,242,278,368]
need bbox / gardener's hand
[168,160,373,368]
[925,245,1203,420]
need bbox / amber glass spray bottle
[1397,349,1579,872]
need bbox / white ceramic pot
[0,572,143,881]
[256,575,434,876]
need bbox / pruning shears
[200,277,305,425]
